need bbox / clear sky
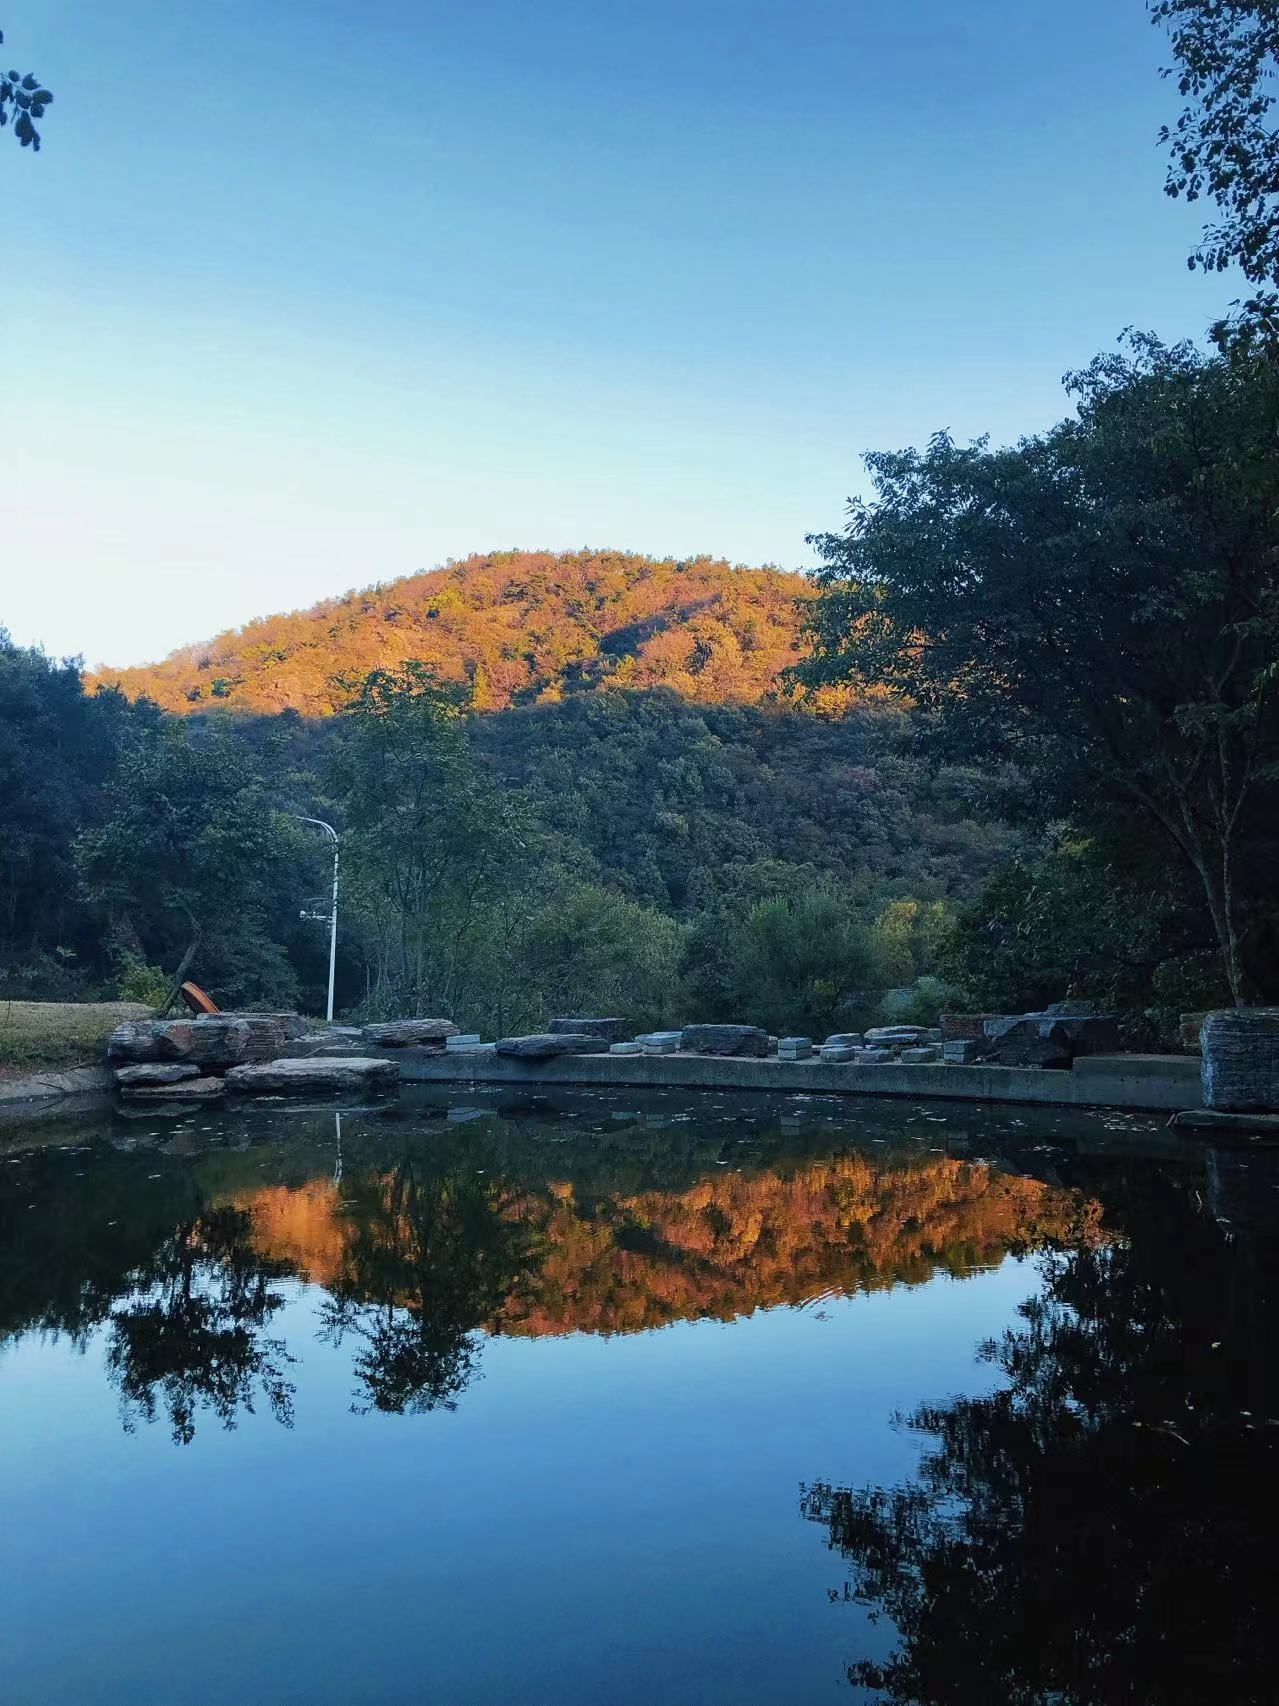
[3,0,1239,668]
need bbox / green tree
[796,336,1279,1006]
[76,720,298,1010]
[1153,1,1279,339]
[511,882,682,1033]
[719,885,883,1035]
[330,663,528,1018]
[0,633,139,993]
[0,27,53,150]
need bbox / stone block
[823,1033,864,1048]
[940,1012,1003,1041]
[818,1045,860,1063]
[495,1033,600,1059]
[864,1026,926,1046]
[361,1019,459,1048]
[119,1074,226,1100]
[549,1017,630,1043]
[679,1024,769,1057]
[900,1045,942,1063]
[777,1037,813,1060]
[114,1062,200,1087]
[1202,1008,1279,1112]
[225,1057,400,1094]
[445,1033,483,1049]
[861,1047,893,1063]
[944,1039,984,1065]
[983,1013,1120,1068]
[610,1040,643,1055]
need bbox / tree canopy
[0,27,53,150]
[796,335,1279,1004]
[1154,0,1279,336]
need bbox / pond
[1,1086,1275,1705]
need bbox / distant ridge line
[90,548,822,716]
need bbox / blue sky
[3,0,1239,667]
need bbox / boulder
[679,1024,769,1057]
[983,1013,1120,1068]
[119,1074,226,1100]
[108,1013,307,1069]
[549,1018,630,1043]
[823,1033,864,1049]
[114,1062,201,1087]
[107,1020,185,1064]
[495,1033,600,1059]
[225,1057,400,1094]
[361,1019,459,1048]
[1202,1008,1279,1113]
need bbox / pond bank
[326,1045,1202,1113]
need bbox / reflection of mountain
[235,1155,1099,1338]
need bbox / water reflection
[106,1206,295,1443]
[317,1160,541,1414]
[802,1147,1279,1704]
[0,1091,1103,1440]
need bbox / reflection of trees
[105,1207,296,1445]
[801,1161,1279,1704]
[318,1161,540,1415]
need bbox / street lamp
[292,816,339,1024]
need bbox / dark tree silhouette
[801,1154,1279,1704]
[106,1207,297,1445]
[0,28,53,149]
[318,1158,541,1415]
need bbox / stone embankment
[104,1012,438,1100]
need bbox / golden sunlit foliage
[235,1155,1097,1339]
[92,550,822,715]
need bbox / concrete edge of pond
[342,1045,1203,1113]
[0,1064,114,1113]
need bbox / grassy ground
[0,1000,152,1080]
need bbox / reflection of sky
[1,1260,1032,1704]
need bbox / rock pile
[107,1012,401,1099]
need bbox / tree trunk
[158,912,201,1018]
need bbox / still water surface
[2,1087,1275,1704]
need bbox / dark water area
[2,1086,1276,1705]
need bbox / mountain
[92,549,818,715]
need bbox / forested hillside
[92,550,821,715]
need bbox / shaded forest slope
[92,550,819,715]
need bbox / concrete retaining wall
[380,1047,1202,1112]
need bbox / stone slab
[0,1064,115,1105]
[224,1057,400,1094]
[361,1019,458,1047]
[120,1074,227,1100]
[549,1018,630,1043]
[1170,1107,1279,1136]
[114,1062,201,1087]
[680,1024,769,1057]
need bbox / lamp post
[292,816,339,1024]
